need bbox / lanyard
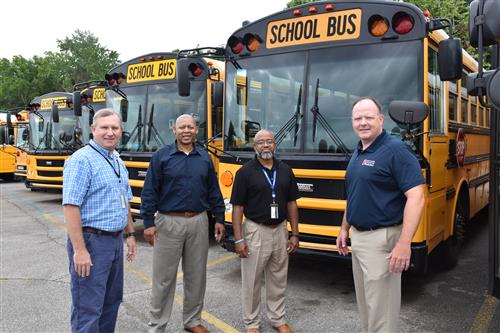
[89,143,121,182]
[261,169,277,203]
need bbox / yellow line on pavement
[469,294,498,333]
[44,213,239,332]
[125,255,239,333]
[44,214,66,231]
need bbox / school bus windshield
[224,40,421,152]
[29,111,78,150]
[107,81,207,152]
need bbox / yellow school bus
[25,92,79,190]
[104,52,224,217]
[0,112,17,180]
[208,1,488,273]
[13,110,30,179]
[73,80,108,144]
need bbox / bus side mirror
[6,112,13,129]
[487,69,500,109]
[73,91,82,117]
[177,58,191,97]
[120,99,129,122]
[8,134,14,145]
[438,38,462,81]
[212,81,224,108]
[469,0,500,48]
[52,104,59,123]
[22,128,29,141]
[388,101,429,125]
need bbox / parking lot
[1,181,499,333]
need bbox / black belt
[82,226,122,237]
[353,223,402,232]
[160,211,203,218]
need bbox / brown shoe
[184,324,210,333]
[247,329,261,333]
[272,324,293,333]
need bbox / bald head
[254,129,275,142]
[175,114,197,127]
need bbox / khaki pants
[241,219,289,330]
[149,212,209,333]
[351,224,403,333]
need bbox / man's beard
[258,151,274,160]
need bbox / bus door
[427,46,448,250]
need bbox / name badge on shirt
[120,191,126,209]
[271,203,279,219]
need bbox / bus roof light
[308,6,318,13]
[293,9,301,16]
[244,34,261,52]
[324,4,334,11]
[368,15,389,37]
[228,36,244,54]
[393,12,414,34]
[423,10,431,18]
[155,55,163,59]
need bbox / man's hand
[214,222,225,243]
[235,241,249,258]
[126,236,137,261]
[287,236,299,254]
[387,241,411,273]
[336,228,350,256]
[73,249,92,277]
[144,226,157,246]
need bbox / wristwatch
[124,232,136,238]
[290,233,299,238]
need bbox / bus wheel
[441,193,467,269]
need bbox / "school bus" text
[266,9,361,49]
[127,59,176,83]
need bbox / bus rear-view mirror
[177,58,191,97]
[120,99,129,122]
[212,81,224,108]
[52,104,59,123]
[438,38,462,81]
[73,91,82,117]
[388,101,429,126]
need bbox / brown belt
[82,226,122,237]
[160,211,203,218]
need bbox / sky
[1,0,287,62]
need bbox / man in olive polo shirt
[231,129,300,333]
[337,97,425,332]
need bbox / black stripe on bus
[468,173,489,188]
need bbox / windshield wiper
[310,78,351,159]
[275,84,302,147]
[146,104,166,148]
[123,105,144,151]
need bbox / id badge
[270,204,279,219]
[120,191,126,209]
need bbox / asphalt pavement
[1,180,498,332]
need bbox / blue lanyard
[261,169,277,203]
[88,143,121,182]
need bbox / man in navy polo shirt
[336,97,425,332]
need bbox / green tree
[56,30,120,91]
[0,30,119,109]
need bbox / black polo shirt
[230,156,299,225]
[345,130,425,230]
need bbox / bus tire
[441,191,468,269]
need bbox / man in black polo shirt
[336,97,425,332]
[231,129,299,333]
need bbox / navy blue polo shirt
[140,142,225,228]
[345,130,424,229]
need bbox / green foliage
[0,30,119,109]
[286,0,313,8]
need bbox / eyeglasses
[254,139,275,146]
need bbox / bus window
[460,70,469,123]
[471,97,478,125]
[428,47,445,134]
[448,82,458,122]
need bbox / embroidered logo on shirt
[362,159,375,167]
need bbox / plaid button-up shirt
[63,140,132,231]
